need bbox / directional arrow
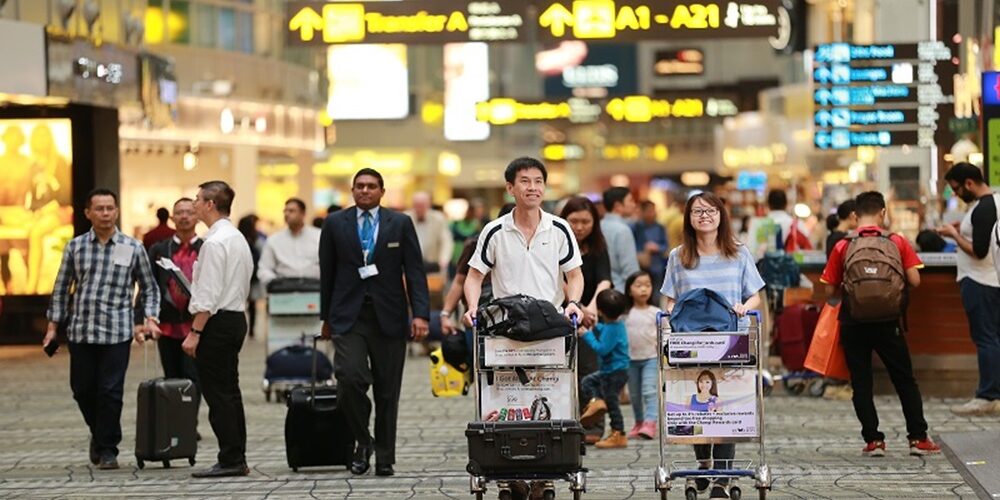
[814,88,832,106]
[539,3,574,37]
[815,110,831,127]
[814,66,832,84]
[815,131,831,149]
[289,6,323,42]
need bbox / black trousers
[158,335,201,412]
[694,443,736,485]
[333,302,407,465]
[840,321,928,442]
[195,311,248,466]
[68,341,131,458]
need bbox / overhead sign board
[286,1,529,45]
[537,0,780,42]
[812,41,956,150]
[544,44,638,98]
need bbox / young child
[623,270,662,440]
[579,289,631,449]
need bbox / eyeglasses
[691,208,719,217]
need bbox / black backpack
[477,295,573,341]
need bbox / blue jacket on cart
[581,321,629,374]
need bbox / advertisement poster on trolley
[664,367,757,440]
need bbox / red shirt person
[819,191,939,458]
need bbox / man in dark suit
[319,168,431,477]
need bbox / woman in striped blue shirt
[660,191,765,500]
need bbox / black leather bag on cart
[466,420,585,476]
[478,295,573,342]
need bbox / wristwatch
[439,310,452,317]
[567,300,582,309]
[190,328,203,336]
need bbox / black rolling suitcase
[284,335,354,472]
[465,420,585,476]
[135,342,198,469]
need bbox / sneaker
[626,422,643,439]
[637,420,657,440]
[580,398,608,427]
[909,438,941,456]
[862,440,886,457]
[594,430,628,449]
[950,398,995,416]
[97,455,119,470]
[709,485,730,499]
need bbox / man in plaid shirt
[43,188,161,470]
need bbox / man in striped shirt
[44,188,161,470]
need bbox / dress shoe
[191,462,250,478]
[350,446,373,475]
[374,463,394,476]
[97,455,119,470]
[89,437,99,465]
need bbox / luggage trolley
[262,278,329,402]
[654,311,771,500]
[467,310,587,500]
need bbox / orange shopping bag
[804,302,850,381]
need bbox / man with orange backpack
[820,191,940,458]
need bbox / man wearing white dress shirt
[182,180,254,478]
[257,198,321,287]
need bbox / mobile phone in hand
[44,338,60,357]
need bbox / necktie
[361,211,374,264]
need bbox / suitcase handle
[310,333,329,406]
[500,444,547,461]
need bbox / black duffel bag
[477,295,573,342]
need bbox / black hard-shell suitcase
[135,377,199,469]
[284,335,354,471]
[465,420,585,476]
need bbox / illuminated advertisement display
[287,1,528,45]
[444,42,491,141]
[654,48,704,76]
[327,44,409,120]
[544,43,638,98]
[537,0,780,42]
[982,72,1000,187]
[0,119,74,296]
[812,41,955,150]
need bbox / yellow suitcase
[429,348,470,397]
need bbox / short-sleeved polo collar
[502,207,553,233]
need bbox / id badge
[358,264,379,280]
[112,243,134,267]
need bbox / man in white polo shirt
[463,157,585,326]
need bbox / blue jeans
[628,358,659,423]
[959,278,1000,400]
[581,370,629,432]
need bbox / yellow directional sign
[286,1,529,46]
[288,6,324,41]
[536,0,780,42]
[476,95,735,125]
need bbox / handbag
[803,302,850,380]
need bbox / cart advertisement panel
[666,334,750,364]
[483,337,567,367]
[480,369,573,421]
[664,367,757,440]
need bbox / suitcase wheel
[292,466,298,472]
[163,460,171,468]
[189,457,196,466]
[265,389,272,402]
[137,459,144,470]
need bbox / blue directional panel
[812,42,955,150]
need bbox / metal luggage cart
[469,315,587,500]
[654,311,771,500]
[262,279,328,402]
